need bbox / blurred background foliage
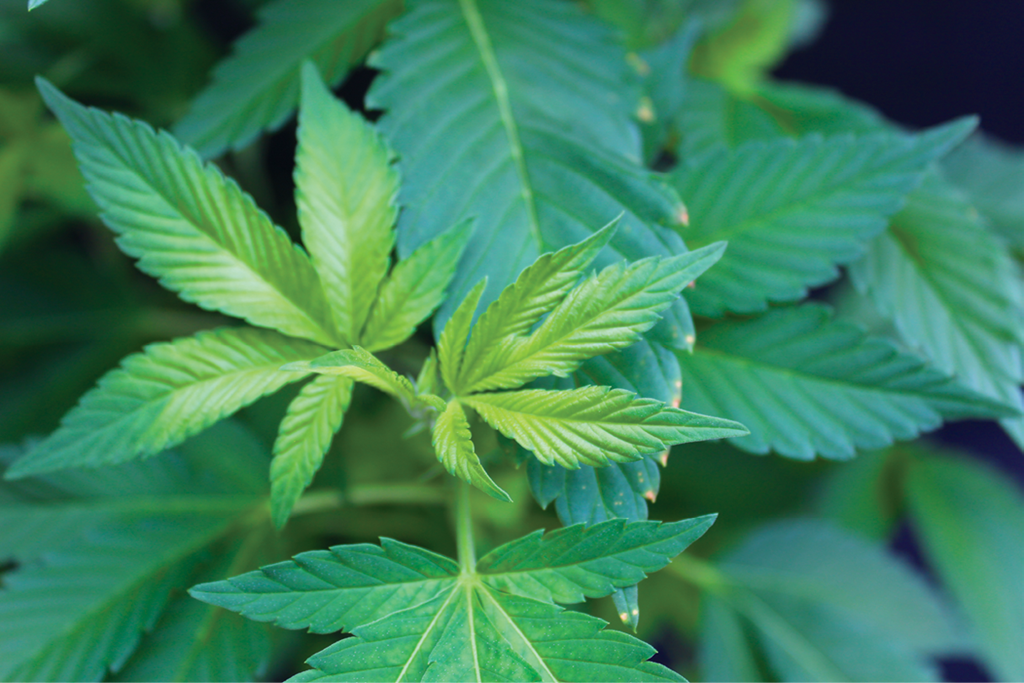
[0,0,1021,681]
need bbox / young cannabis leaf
[300,222,749,500]
[5,65,471,529]
[190,514,716,682]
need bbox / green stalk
[455,480,477,574]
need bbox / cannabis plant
[1,0,1022,681]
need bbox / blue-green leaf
[906,451,1024,681]
[368,0,686,327]
[672,118,977,316]
[678,305,1015,460]
[174,0,402,158]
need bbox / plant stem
[288,484,447,518]
[455,480,477,574]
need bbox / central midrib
[457,0,542,249]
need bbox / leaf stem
[455,480,477,574]
[288,484,447,518]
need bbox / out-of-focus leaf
[906,451,1024,681]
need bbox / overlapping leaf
[478,515,715,604]
[457,243,725,394]
[0,425,272,682]
[112,537,273,682]
[37,78,341,347]
[6,327,322,478]
[671,118,976,316]
[677,305,1015,460]
[367,0,686,327]
[467,387,745,469]
[293,346,444,413]
[191,518,712,681]
[675,77,784,161]
[906,451,1024,681]
[294,61,399,344]
[432,400,510,502]
[174,0,402,158]
[270,374,354,528]
[943,133,1024,256]
[428,227,741,495]
[696,519,959,682]
[849,173,1024,447]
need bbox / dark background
[777,6,1022,680]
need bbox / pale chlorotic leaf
[368,0,686,329]
[677,304,1016,461]
[37,78,341,347]
[0,512,250,681]
[6,327,323,479]
[112,535,273,683]
[189,538,459,635]
[478,515,714,605]
[455,221,618,391]
[295,61,397,344]
[361,218,475,352]
[906,451,1024,681]
[849,173,1024,450]
[465,386,748,469]
[438,278,488,391]
[689,0,799,93]
[719,519,962,655]
[672,118,977,316]
[174,0,402,158]
[432,400,510,502]
[461,243,726,393]
[291,346,445,412]
[270,374,354,528]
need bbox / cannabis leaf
[677,304,1015,460]
[849,173,1024,448]
[906,450,1024,681]
[943,132,1024,257]
[5,327,324,478]
[191,516,714,682]
[367,0,687,330]
[671,117,976,316]
[297,224,745,498]
[7,72,471,528]
[175,0,402,158]
[0,423,273,681]
[36,77,340,346]
[695,519,961,682]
